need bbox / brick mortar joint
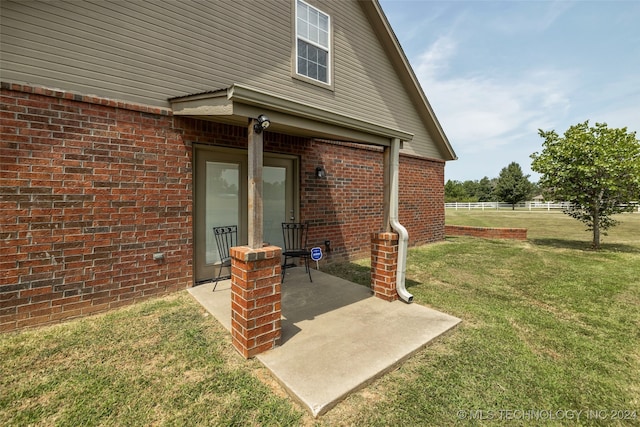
[1,82,173,116]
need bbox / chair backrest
[213,225,237,262]
[281,222,309,251]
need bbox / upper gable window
[295,0,330,85]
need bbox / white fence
[445,201,640,212]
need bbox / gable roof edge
[359,0,457,161]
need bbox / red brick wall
[299,140,385,261]
[445,225,527,240]
[1,84,193,331]
[1,83,447,331]
[297,141,446,262]
[229,245,282,358]
[399,154,446,246]
[371,232,399,302]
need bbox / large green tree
[531,121,640,248]
[494,162,534,209]
[476,176,496,202]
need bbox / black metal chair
[212,225,237,291]
[281,222,312,283]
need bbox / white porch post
[247,118,263,249]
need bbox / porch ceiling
[168,83,414,146]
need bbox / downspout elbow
[390,218,413,303]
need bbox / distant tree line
[446,162,538,209]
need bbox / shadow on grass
[322,262,370,287]
[322,262,423,290]
[531,238,640,253]
[405,278,422,290]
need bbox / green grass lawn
[0,296,303,426]
[2,212,639,426]
[445,209,640,250]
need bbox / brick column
[371,232,399,302]
[230,245,282,358]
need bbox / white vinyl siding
[295,0,330,84]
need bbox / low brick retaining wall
[445,225,527,240]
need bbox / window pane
[297,39,306,57]
[298,57,307,75]
[297,19,307,38]
[309,8,318,27]
[263,166,287,249]
[205,162,239,264]
[310,25,319,44]
[318,65,326,83]
[309,45,318,62]
[318,49,327,64]
[297,1,307,19]
[319,14,328,31]
[308,62,318,80]
[319,30,328,48]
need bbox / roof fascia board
[170,91,233,116]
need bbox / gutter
[389,138,413,303]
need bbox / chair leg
[281,256,288,283]
[281,256,312,283]
[212,263,223,292]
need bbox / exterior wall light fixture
[253,114,271,134]
[316,166,326,178]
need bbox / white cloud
[414,35,457,80]
[415,36,573,154]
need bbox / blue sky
[379,0,640,183]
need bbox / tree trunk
[593,206,600,249]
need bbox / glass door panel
[205,162,240,264]
[263,166,286,249]
[194,146,296,284]
[194,148,247,283]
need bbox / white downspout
[389,138,413,303]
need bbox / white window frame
[294,0,332,87]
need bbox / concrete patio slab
[188,267,461,417]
